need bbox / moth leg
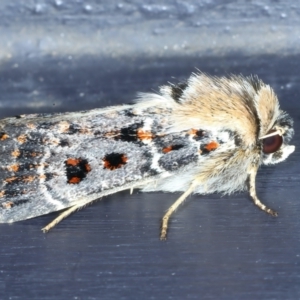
[160,181,198,240]
[248,167,278,217]
[41,203,85,233]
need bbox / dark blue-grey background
[0,1,300,299]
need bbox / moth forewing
[0,73,295,239]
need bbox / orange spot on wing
[30,152,40,157]
[121,155,128,164]
[27,123,36,129]
[42,163,49,168]
[105,131,119,138]
[17,134,27,144]
[68,177,81,184]
[162,146,173,153]
[103,160,110,169]
[0,133,9,141]
[5,176,18,183]
[5,175,36,184]
[85,164,92,172]
[79,128,91,134]
[58,121,70,133]
[23,175,35,183]
[137,129,153,140]
[2,201,14,209]
[66,158,81,166]
[189,129,205,137]
[42,137,60,145]
[7,164,20,172]
[205,141,219,151]
[188,129,198,135]
[0,191,5,198]
[11,149,20,157]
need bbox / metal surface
[0,1,300,299]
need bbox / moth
[0,73,295,239]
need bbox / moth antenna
[259,128,283,139]
[41,204,84,232]
[160,181,198,240]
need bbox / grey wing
[0,106,200,223]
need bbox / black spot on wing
[122,109,136,117]
[65,158,91,184]
[1,189,23,198]
[162,144,184,153]
[99,122,145,142]
[103,153,127,170]
[192,130,206,141]
[138,151,159,176]
[68,124,82,134]
[37,122,53,130]
[117,122,144,143]
[44,173,54,181]
[59,139,70,147]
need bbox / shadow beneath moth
[0,73,295,240]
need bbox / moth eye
[262,132,283,154]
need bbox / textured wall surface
[0,1,300,299]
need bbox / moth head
[260,111,295,165]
